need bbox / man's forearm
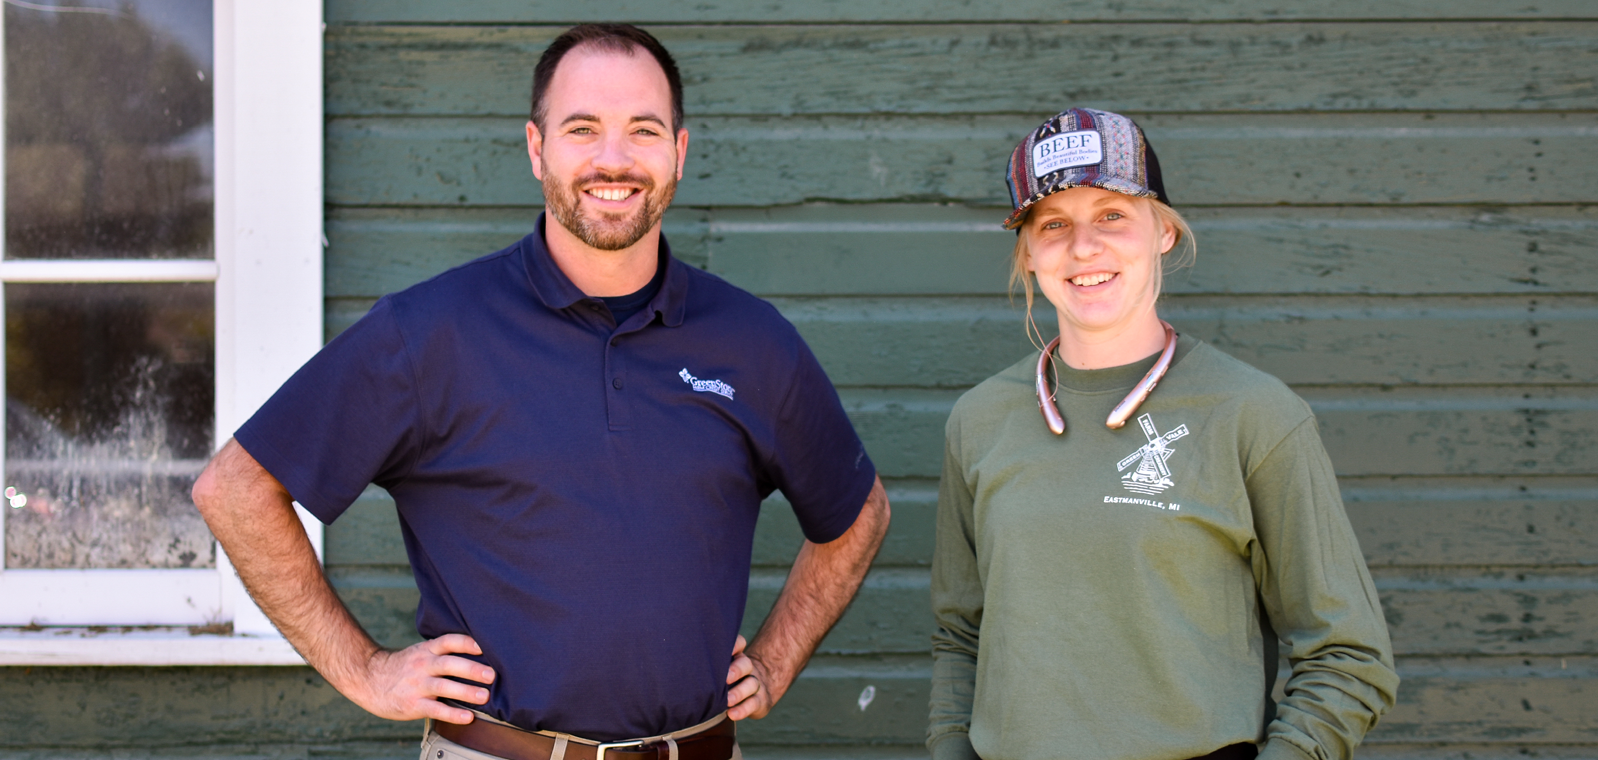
[746,477,890,705]
[193,440,381,694]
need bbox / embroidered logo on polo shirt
[680,368,735,400]
[1116,413,1188,495]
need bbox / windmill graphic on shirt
[1117,414,1189,495]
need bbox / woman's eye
[1104,212,1123,221]
[1043,221,1064,230]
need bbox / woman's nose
[1067,224,1101,257]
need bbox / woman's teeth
[588,188,633,201]
[1070,272,1115,287]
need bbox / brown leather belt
[433,715,736,760]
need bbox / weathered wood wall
[5,2,1595,758]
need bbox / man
[192,23,889,760]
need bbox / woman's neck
[1052,311,1167,370]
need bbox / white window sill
[0,627,306,665]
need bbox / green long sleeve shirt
[929,335,1397,760]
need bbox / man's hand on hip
[726,634,773,720]
[730,477,890,721]
[193,440,495,725]
[352,634,497,724]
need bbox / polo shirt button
[612,377,624,389]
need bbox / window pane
[4,0,213,260]
[4,282,214,569]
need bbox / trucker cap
[1003,107,1169,230]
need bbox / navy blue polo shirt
[235,214,876,740]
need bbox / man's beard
[542,167,676,251]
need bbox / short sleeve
[762,337,876,544]
[234,297,422,524]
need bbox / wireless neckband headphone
[1035,320,1177,435]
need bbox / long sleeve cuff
[929,732,980,760]
[1257,738,1316,760]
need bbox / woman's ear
[1158,219,1178,256]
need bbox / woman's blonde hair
[1008,197,1196,348]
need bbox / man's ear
[526,121,545,181]
[675,127,689,181]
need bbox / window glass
[4,282,214,569]
[3,0,216,572]
[4,0,213,260]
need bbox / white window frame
[0,0,323,665]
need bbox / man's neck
[543,216,662,297]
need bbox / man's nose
[591,133,634,173]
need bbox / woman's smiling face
[1022,186,1176,340]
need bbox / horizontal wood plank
[325,113,1598,207]
[1377,568,1598,656]
[841,387,1598,479]
[1377,656,1598,744]
[753,485,936,568]
[327,569,424,650]
[325,24,1598,116]
[1302,387,1598,480]
[734,654,1598,745]
[324,0,1598,23]
[769,295,1598,387]
[738,567,1598,656]
[0,666,411,745]
[322,488,407,568]
[1359,747,1598,760]
[4,657,1591,748]
[1344,478,1598,568]
[0,741,422,760]
[733,654,932,746]
[707,205,1598,297]
[326,205,1598,298]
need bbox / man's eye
[570,127,595,135]
[1104,212,1123,221]
[1043,221,1064,230]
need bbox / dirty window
[3,0,215,569]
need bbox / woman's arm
[1247,417,1400,760]
[929,428,984,760]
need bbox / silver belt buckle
[595,739,645,760]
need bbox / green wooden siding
[5,2,1595,758]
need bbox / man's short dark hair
[530,24,684,133]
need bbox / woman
[927,108,1398,760]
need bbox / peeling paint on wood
[325,1,1598,24]
[324,24,1598,117]
[325,113,1598,207]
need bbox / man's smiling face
[528,45,687,251]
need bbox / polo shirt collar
[522,212,689,328]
